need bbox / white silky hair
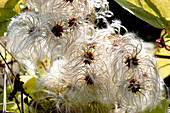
[6,0,165,113]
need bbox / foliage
[0,0,24,36]
[114,0,170,32]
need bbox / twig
[0,43,22,113]
[14,96,21,113]
[2,44,7,112]
[0,53,15,77]
[0,52,15,90]
[21,91,24,113]
[0,42,23,72]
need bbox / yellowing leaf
[0,52,12,64]
[23,77,37,98]
[156,58,170,79]
[20,75,33,83]
[153,30,170,79]
[0,0,8,8]
[114,0,170,31]
[13,0,26,13]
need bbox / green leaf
[0,20,9,37]
[0,9,17,22]
[0,0,22,36]
[3,0,20,9]
[114,0,170,31]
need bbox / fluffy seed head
[51,24,64,37]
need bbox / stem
[3,72,6,113]
[14,96,21,113]
[0,43,21,113]
[0,42,23,72]
[0,53,15,77]
[2,45,7,113]
[21,91,24,113]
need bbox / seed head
[28,26,36,34]
[82,44,96,65]
[125,56,138,68]
[51,24,64,37]
[128,79,141,93]
[83,51,94,65]
[65,0,73,3]
[84,74,94,85]
[68,18,76,27]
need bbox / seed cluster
[6,0,164,113]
